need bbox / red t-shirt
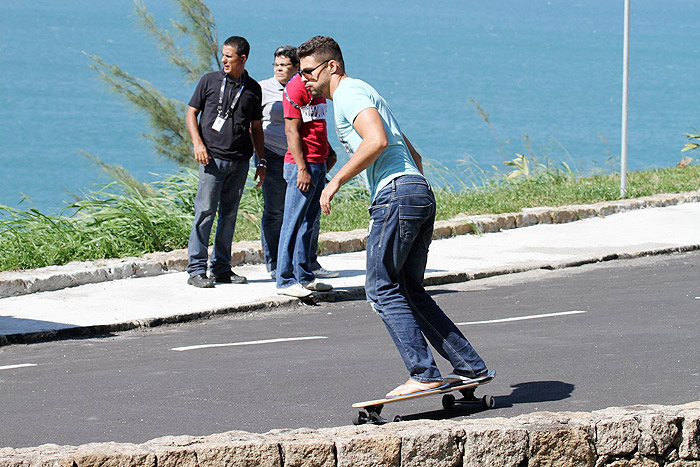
[282,74,329,163]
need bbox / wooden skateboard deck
[352,370,496,425]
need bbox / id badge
[212,115,226,132]
[300,106,313,123]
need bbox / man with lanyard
[259,46,338,281]
[185,36,265,288]
[297,36,490,396]
[274,60,335,297]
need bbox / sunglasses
[298,59,330,78]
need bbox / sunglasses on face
[298,59,330,78]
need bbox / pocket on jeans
[399,204,431,242]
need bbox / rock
[335,431,401,467]
[268,428,335,467]
[521,207,553,225]
[550,207,578,224]
[143,435,202,467]
[432,220,455,239]
[595,413,641,457]
[381,420,461,467]
[680,411,700,460]
[604,454,660,466]
[637,413,681,457]
[317,229,367,254]
[528,423,596,466]
[67,442,155,466]
[194,439,280,467]
[460,419,528,467]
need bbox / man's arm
[186,106,209,165]
[320,107,388,215]
[402,133,423,174]
[284,117,312,192]
[250,120,266,187]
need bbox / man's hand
[254,165,266,188]
[320,178,340,215]
[186,106,210,165]
[296,165,312,192]
[193,141,210,165]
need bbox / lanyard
[217,72,247,119]
[284,82,313,110]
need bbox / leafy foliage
[84,0,220,164]
[133,0,219,83]
[682,131,700,154]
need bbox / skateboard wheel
[393,415,403,423]
[353,411,369,425]
[442,394,456,410]
[482,395,495,409]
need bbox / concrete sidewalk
[1,196,699,345]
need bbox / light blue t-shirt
[332,77,422,202]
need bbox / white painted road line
[171,336,328,352]
[456,310,588,326]
[0,364,37,371]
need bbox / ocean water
[1,0,699,213]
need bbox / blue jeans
[187,156,249,277]
[260,148,286,273]
[366,175,487,382]
[276,162,326,288]
[261,149,323,274]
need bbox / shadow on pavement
[496,381,575,407]
[393,380,575,422]
[0,316,118,346]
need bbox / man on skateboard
[297,36,490,397]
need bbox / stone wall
[2,402,699,466]
[2,191,699,299]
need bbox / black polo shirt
[188,70,263,160]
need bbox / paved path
[1,202,699,344]
[2,251,698,447]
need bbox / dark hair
[274,45,299,66]
[223,36,250,57]
[297,36,344,72]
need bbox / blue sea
[1,0,699,213]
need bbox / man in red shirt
[275,72,334,297]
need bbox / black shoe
[214,271,247,284]
[187,273,215,288]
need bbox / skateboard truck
[353,404,404,425]
[354,404,386,425]
[441,387,495,410]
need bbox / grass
[1,156,699,272]
[435,165,700,220]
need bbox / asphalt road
[1,251,698,449]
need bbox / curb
[2,402,700,465]
[2,190,699,300]
[0,214,700,346]
[3,232,699,347]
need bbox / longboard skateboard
[351,370,496,425]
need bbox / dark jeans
[365,175,487,382]
[187,157,248,277]
[260,148,286,273]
